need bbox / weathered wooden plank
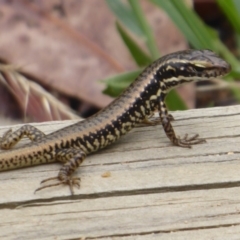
[1,188,240,239]
[1,106,240,201]
[0,106,240,239]
[101,226,240,240]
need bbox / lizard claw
[35,176,81,195]
[175,134,206,148]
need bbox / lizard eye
[169,69,176,77]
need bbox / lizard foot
[175,134,206,148]
[35,176,81,195]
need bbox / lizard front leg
[158,93,206,148]
[143,112,174,126]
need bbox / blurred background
[0,0,239,125]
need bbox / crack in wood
[1,181,240,210]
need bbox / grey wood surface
[1,106,240,240]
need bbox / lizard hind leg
[35,148,86,195]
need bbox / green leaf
[166,90,187,110]
[106,0,160,59]
[233,0,240,13]
[217,0,240,34]
[105,0,143,36]
[227,70,240,79]
[101,70,141,97]
[116,22,152,67]
[151,0,219,48]
[128,0,160,59]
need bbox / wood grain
[1,105,240,239]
